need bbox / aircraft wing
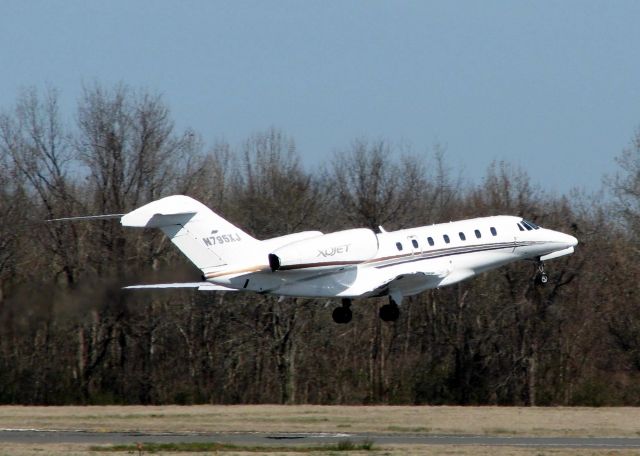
[377,271,447,289]
[124,282,237,292]
[366,270,447,297]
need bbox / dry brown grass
[1,405,640,437]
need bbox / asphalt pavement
[2,429,640,449]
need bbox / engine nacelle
[268,228,378,271]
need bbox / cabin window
[475,229,481,239]
[427,236,435,246]
[396,242,403,251]
[443,234,450,244]
[490,227,497,236]
[517,223,525,231]
[459,232,466,241]
[412,239,419,248]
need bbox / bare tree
[75,83,191,213]
[2,84,640,407]
[232,128,325,237]
[0,153,26,302]
[606,128,640,242]
[326,139,433,231]
[0,87,81,286]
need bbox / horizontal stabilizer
[124,282,237,291]
[122,209,197,228]
[47,214,124,222]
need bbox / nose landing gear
[535,261,548,285]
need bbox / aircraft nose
[561,232,578,248]
[547,230,578,249]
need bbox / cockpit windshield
[520,219,540,230]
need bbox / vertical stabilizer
[121,195,260,271]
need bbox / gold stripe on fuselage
[204,240,539,279]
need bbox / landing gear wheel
[379,302,400,322]
[332,307,352,324]
[535,261,548,285]
[332,298,352,324]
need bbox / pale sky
[2,0,640,194]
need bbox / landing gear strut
[332,298,352,324]
[535,261,548,285]
[379,296,400,322]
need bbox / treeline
[0,84,639,406]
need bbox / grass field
[1,405,640,455]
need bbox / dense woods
[1,84,639,406]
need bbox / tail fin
[121,195,260,272]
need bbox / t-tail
[121,195,260,275]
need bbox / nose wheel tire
[535,272,548,285]
[535,261,548,285]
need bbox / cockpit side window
[523,219,540,230]
[521,220,534,231]
[517,223,525,231]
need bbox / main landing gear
[379,296,400,322]
[331,295,402,324]
[535,261,548,285]
[332,298,352,324]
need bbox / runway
[2,429,640,449]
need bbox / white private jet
[55,195,578,323]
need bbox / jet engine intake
[268,228,378,271]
